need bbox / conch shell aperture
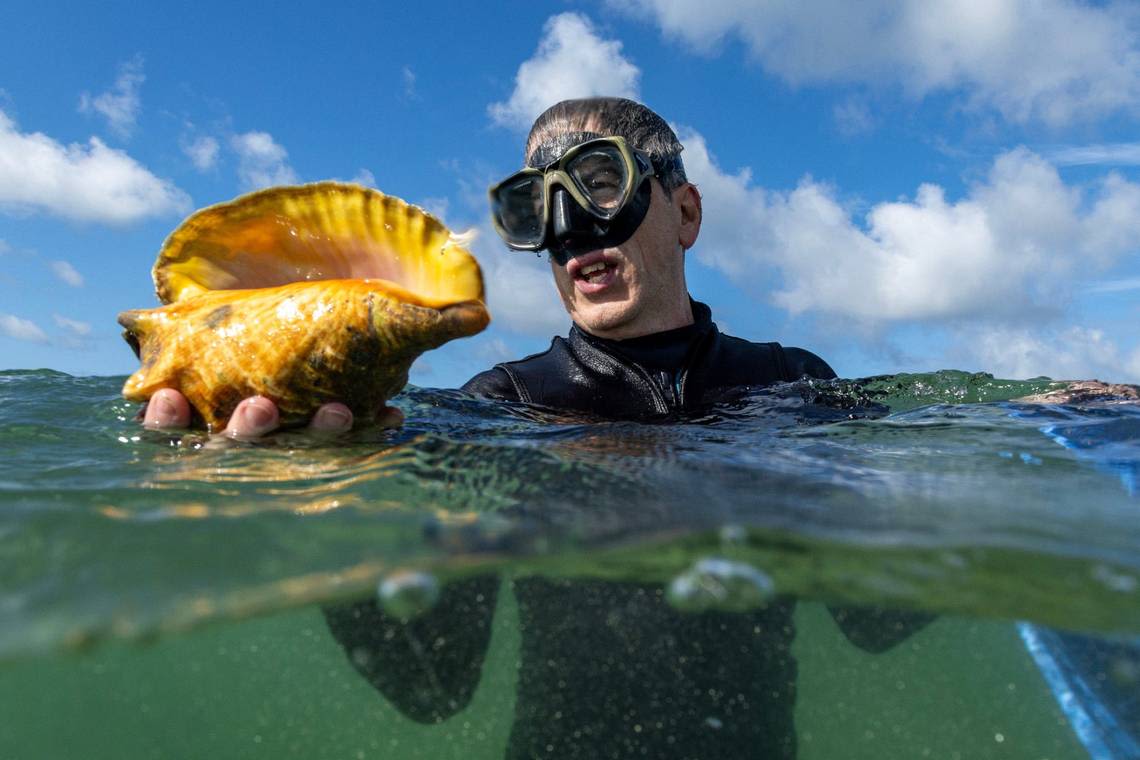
[119,182,489,430]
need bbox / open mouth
[568,252,618,292]
[577,260,616,284]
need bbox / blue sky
[3,0,1140,386]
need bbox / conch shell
[119,182,489,430]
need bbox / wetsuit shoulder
[461,367,521,401]
[782,346,838,380]
[460,338,570,402]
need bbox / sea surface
[0,368,1137,759]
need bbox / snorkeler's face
[528,130,702,340]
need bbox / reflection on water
[0,369,1138,758]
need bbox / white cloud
[960,325,1140,382]
[0,110,190,224]
[0,314,49,343]
[53,314,92,337]
[1087,278,1140,294]
[182,135,219,171]
[350,168,376,187]
[1048,143,1140,167]
[0,239,10,255]
[402,66,417,99]
[231,131,298,190]
[477,337,516,364]
[50,260,84,287]
[833,96,876,136]
[682,129,1140,324]
[489,13,640,130]
[469,221,569,337]
[78,56,144,139]
[619,0,1140,126]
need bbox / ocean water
[0,368,1137,759]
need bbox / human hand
[142,388,403,439]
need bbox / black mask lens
[494,175,545,247]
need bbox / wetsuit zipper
[675,328,715,409]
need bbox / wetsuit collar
[570,299,715,371]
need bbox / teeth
[580,262,607,276]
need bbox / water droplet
[377,570,440,620]
[666,557,775,613]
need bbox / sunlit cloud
[0,110,190,224]
[182,135,220,171]
[1047,143,1140,167]
[50,260,84,288]
[53,314,92,337]
[959,325,1140,382]
[682,130,1140,324]
[0,314,49,343]
[489,13,640,130]
[350,168,376,188]
[78,56,144,139]
[1086,278,1140,294]
[231,131,298,190]
[470,220,568,337]
[618,0,1140,126]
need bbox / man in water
[144,98,927,757]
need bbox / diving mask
[489,136,665,259]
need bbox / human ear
[676,183,702,250]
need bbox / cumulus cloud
[0,111,190,224]
[78,56,144,139]
[469,221,569,337]
[53,314,92,337]
[231,131,298,190]
[0,314,49,343]
[489,13,640,130]
[619,0,1140,126]
[182,135,220,171]
[681,129,1140,324]
[1048,143,1140,167]
[50,260,84,287]
[959,325,1140,382]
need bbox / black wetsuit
[324,300,930,758]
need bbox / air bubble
[666,557,775,613]
[377,570,440,620]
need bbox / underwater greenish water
[0,369,1137,758]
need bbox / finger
[309,402,354,433]
[376,405,405,429]
[143,388,192,430]
[224,396,280,439]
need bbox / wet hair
[525,97,688,196]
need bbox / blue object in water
[1019,624,1140,760]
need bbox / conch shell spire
[118,182,489,430]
